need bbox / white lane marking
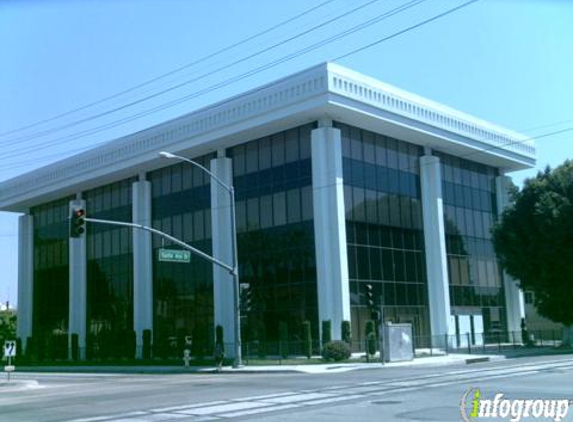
[115,413,190,421]
[259,392,334,404]
[177,400,274,416]
[233,391,298,401]
[152,400,228,413]
[220,403,300,418]
[301,394,364,406]
[69,411,148,422]
[340,386,384,394]
[62,359,573,422]
[67,416,115,422]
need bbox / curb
[465,357,490,364]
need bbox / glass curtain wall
[84,178,135,358]
[31,196,73,358]
[336,122,430,344]
[227,123,318,343]
[149,153,215,357]
[436,152,506,333]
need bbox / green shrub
[321,320,332,345]
[127,330,136,359]
[142,329,152,360]
[215,325,224,349]
[322,340,351,362]
[214,325,225,364]
[71,333,79,361]
[302,321,312,359]
[257,321,267,358]
[16,338,22,362]
[341,320,351,344]
[192,325,208,360]
[365,320,376,358]
[279,322,288,358]
[26,336,34,361]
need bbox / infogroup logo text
[461,388,571,422]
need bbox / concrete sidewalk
[8,353,504,376]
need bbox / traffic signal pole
[83,217,234,273]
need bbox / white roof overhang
[0,63,535,212]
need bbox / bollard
[467,333,472,354]
[183,349,191,367]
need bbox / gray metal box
[380,323,414,363]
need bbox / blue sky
[1,0,572,307]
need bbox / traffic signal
[365,283,374,310]
[240,283,252,313]
[370,310,381,322]
[70,207,86,238]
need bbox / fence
[9,329,566,365]
[410,329,563,358]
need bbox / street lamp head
[159,151,177,159]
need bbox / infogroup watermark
[461,388,571,422]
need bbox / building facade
[2,64,535,358]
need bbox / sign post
[3,340,16,382]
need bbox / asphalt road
[1,355,572,422]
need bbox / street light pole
[159,151,242,368]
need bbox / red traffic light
[70,207,86,238]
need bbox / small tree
[71,333,79,361]
[257,321,267,358]
[127,330,136,359]
[16,338,22,362]
[142,329,152,360]
[341,320,351,345]
[321,320,332,345]
[215,325,225,350]
[278,322,288,358]
[214,325,225,369]
[26,336,35,361]
[302,321,312,359]
[0,310,16,343]
[493,161,573,344]
[192,324,208,360]
[365,320,376,361]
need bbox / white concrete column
[496,175,525,335]
[133,179,154,358]
[311,120,350,341]
[17,214,34,353]
[210,155,236,356]
[420,155,452,341]
[68,198,87,359]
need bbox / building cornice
[0,63,535,211]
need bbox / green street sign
[158,248,191,263]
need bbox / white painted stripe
[342,386,383,394]
[178,401,273,415]
[260,392,334,404]
[302,395,363,406]
[233,391,298,401]
[220,403,300,418]
[131,413,190,421]
[70,411,147,422]
[370,386,419,396]
[67,417,114,422]
[152,400,227,412]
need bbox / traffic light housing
[240,283,252,313]
[70,207,86,238]
[365,283,374,310]
[370,310,381,322]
